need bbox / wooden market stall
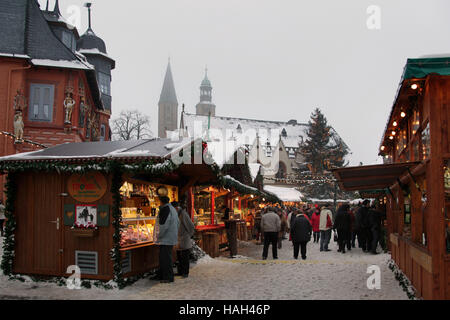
[0,138,221,282]
[332,56,450,300]
[190,176,280,257]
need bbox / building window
[98,72,111,96]
[288,148,295,158]
[100,124,106,141]
[29,83,54,122]
[62,31,76,52]
[266,141,272,157]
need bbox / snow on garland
[388,259,419,300]
[218,175,281,203]
[1,173,17,276]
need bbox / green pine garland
[110,161,125,289]
[388,259,418,300]
[0,158,180,175]
[1,172,17,276]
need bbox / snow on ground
[0,236,409,300]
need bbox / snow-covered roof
[182,112,308,150]
[0,138,194,162]
[0,53,30,59]
[31,58,94,70]
[263,185,303,202]
[77,48,115,62]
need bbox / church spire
[159,60,178,105]
[158,60,178,138]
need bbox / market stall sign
[68,172,108,203]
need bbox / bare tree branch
[111,109,153,141]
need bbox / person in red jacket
[311,206,321,243]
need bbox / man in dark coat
[334,204,352,253]
[290,212,312,260]
[355,200,371,252]
[368,205,383,254]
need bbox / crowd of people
[252,200,387,260]
[150,197,387,283]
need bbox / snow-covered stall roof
[263,185,303,202]
[0,138,194,162]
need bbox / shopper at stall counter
[156,196,180,283]
[173,201,195,278]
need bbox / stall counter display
[119,181,178,248]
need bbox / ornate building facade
[0,0,115,198]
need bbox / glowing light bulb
[411,84,418,90]
[391,131,396,136]
[393,121,398,127]
[389,136,394,140]
[400,112,406,118]
[380,146,385,151]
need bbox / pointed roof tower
[159,60,178,105]
[196,66,216,116]
[53,0,61,15]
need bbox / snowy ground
[0,236,409,300]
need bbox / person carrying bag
[174,201,195,278]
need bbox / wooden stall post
[188,187,194,221]
[211,190,215,225]
[410,179,422,244]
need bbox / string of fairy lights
[265,175,337,184]
[0,131,48,149]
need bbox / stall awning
[331,162,420,192]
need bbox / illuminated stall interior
[119,180,178,248]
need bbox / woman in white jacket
[319,204,334,252]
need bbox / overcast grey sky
[40,0,450,166]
